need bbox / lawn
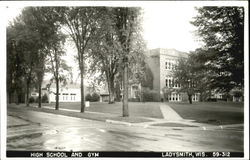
[167,102,244,125]
[43,102,164,119]
[32,101,244,125]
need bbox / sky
[5,5,201,52]
[142,6,201,52]
[4,4,201,83]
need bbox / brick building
[145,48,200,102]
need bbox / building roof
[147,48,188,58]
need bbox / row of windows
[165,61,177,70]
[165,78,181,88]
[166,94,199,102]
[55,95,76,101]
[53,93,77,101]
[167,94,181,101]
[54,93,76,96]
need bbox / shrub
[42,94,49,103]
[91,92,100,102]
[85,94,92,101]
[142,92,153,102]
[207,98,217,102]
[128,98,140,102]
[142,89,159,102]
[29,97,35,103]
[85,93,100,102]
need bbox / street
[7,107,243,152]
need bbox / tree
[88,7,145,106]
[58,7,104,113]
[173,57,197,104]
[30,7,72,110]
[7,7,70,109]
[173,51,218,103]
[140,63,154,90]
[7,11,43,106]
[7,33,26,104]
[88,8,122,104]
[113,7,142,117]
[47,42,72,110]
[22,7,57,108]
[189,49,215,101]
[191,7,244,93]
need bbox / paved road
[7,107,243,152]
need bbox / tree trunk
[115,81,121,101]
[38,82,42,108]
[141,87,144,102]
[80,63,85,113]
[188,94,192,104]
[26,80,30,107]
[108,75,115,104]
[55,77,59,110]
[55,51,59,110]
[122,63,129,117]
[14,90,18,105]
[37,70,44,108]
[200,92,203,102]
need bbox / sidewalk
[159,103,183,121]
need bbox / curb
[7,124,30,128]
[106,119,132,126]
[199,124,244,131]
[7,132,43,142]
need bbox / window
[165,62,168,69]
[70,93,76,101]
[174,81,177,88]
[166,79,168,87]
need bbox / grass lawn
[43,102,164,119]
[167,102,244,125]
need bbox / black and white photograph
[0,1,249,159]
